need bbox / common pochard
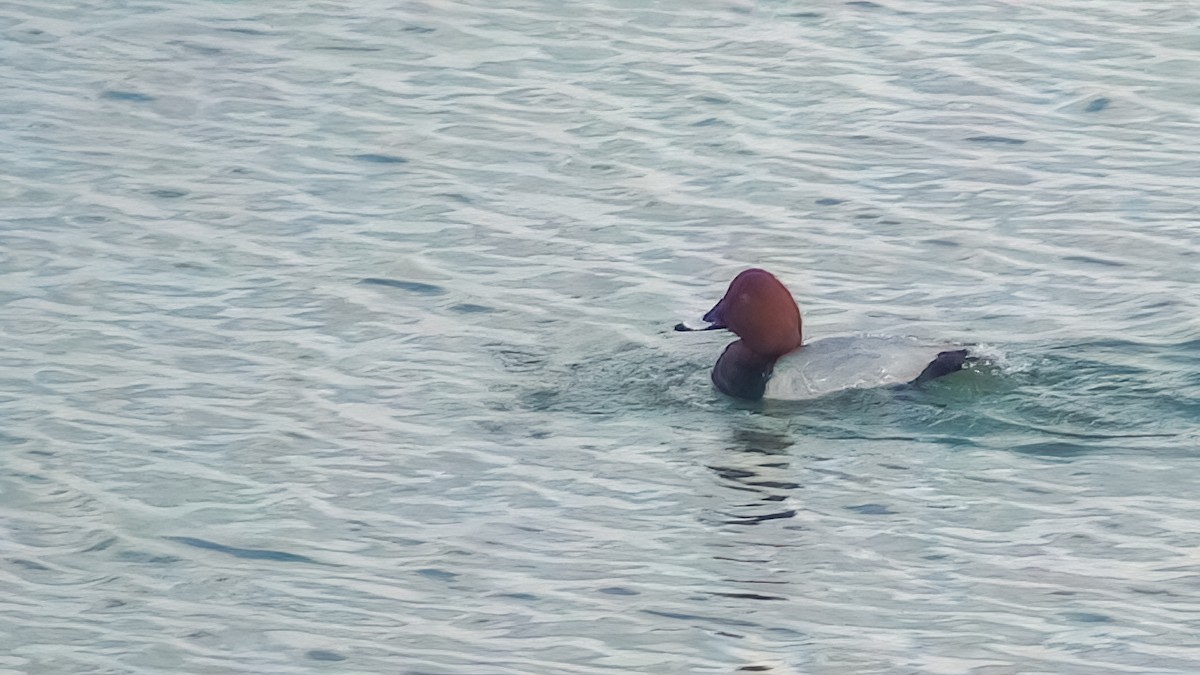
[677,268,970,400]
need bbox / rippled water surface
[4,0,1200,672]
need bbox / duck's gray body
[762,335,966,400]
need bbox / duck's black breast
[711,340,776,401]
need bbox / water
[3,0,1200,672]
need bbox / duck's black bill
[674,322,724,332]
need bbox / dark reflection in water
[707,426,802,525]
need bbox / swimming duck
[676,268,969,400]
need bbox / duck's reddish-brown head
[700,268,803,358]
[671,268,804,399]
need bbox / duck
[676,268,970,400]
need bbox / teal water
[3,0,1200,672]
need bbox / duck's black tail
[910,349,972,386]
